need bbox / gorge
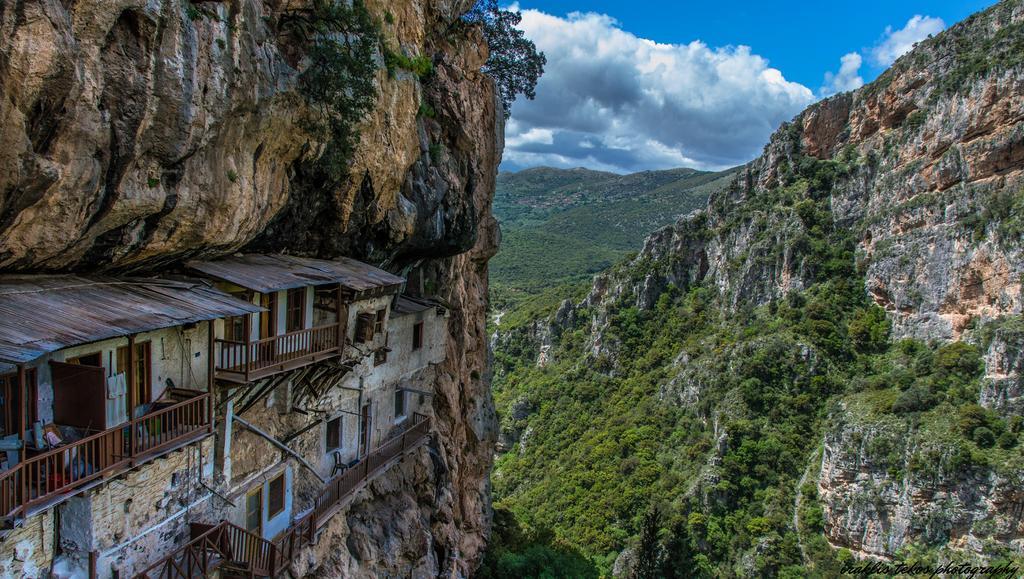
[0,0,1023,577]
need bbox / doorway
[359,403,371,458]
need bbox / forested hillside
[484,1,1024,576]
[492,167,736,318]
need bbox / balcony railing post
[244,311,252,382]
[127,334,136,458]
[207,320,216,434]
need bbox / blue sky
[501,0,997,173]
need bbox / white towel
[107,373,127,399]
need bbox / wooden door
[257,293,277,365]
[245,487,263,537]
[259,293,277,340]
[50,361,106,431]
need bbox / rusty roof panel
[186,254,405,294]
[0,276,262,365]
[392,295,439,317]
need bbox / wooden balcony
[0,391,212,519]
[213,323,343,384]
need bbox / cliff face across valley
[0,0,499,575]
[489,1,1023,574]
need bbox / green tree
[281,0,380,183]
[464,0,547,118]
[632,506,664,579]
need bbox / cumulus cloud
[821,52,865,96]
[502,9,815,173]
[871,15,945,66]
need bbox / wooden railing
[133,521,278,579]
[0,392,211,519]
[214,323,341,382]
[135,414,431,577]
[273,413,432,572]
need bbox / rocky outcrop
[818,403,1024,558]
[981,320,1024,415]
[0,0,499,574]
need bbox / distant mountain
[491,166,737,313]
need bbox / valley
[485,1,1024,576]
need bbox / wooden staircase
[134,521,279,579]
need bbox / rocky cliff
[490,0,1023,568]
[0,0,499,574]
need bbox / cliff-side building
[0,276,259,576]
[0,255,449,578]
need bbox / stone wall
[0,509,55,578]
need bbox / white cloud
[871,15,945,66]
[502,9,815,173]
[821,52,865,96]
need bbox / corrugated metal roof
[0,276,262,365]
[392,295,438,317]
[186,254,405,295]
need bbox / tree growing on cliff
[280,0,380,182]
[464,0,546,119]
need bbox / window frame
[266,472,286,519]
[116,341,152,405]
[325,416,342,453]
[374,309,386,334]
[285,288,306,333]
[394,388,407,421]
[412,321,424,351]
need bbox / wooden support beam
[16,364,25,446]
[243,310,252,384]
[231,415,326,484]
[207,319,216,430]
[127,335,136,454]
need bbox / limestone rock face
[817,404,1024,559]
[0,0,499,574]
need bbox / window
[224,315,247,342]
[326,416,342,452]
[374,309,386,334]
[224,291,250,341]
[286,288,306,332]
[394,389,407,420]
[412,322,424,351]
[116,342,152,405]
[374,334,389,366]
[267,473,286,518]
[245,487,262,535]
[355,313,375,343]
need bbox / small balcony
[0,390,212,519]
[213,323,343,384]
